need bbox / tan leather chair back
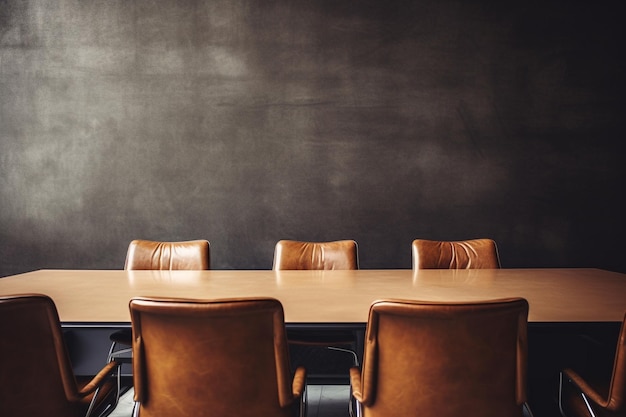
[272,240,358,270]
[354,298,528,417]
[124,239,210,270]
[130,297,305,417]
[412,238,500,269]
[0,294,99,417]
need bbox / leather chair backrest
[357,298,528,417]
[272,240,358,270]
[130,297,300,417]
[124,239,210,270]
[0,294,82,417]
[412,238,500,269]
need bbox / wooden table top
[1,268,624,324]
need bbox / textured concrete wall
[1,0,624,275]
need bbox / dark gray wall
[1,0,625,276]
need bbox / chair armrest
[349,367,363,402]
[562,368,610,408]
[77,360,120,397]
[292,366,307,398]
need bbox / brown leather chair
[0,294,120,417]
[559,313,626,417]
[273,239,360,411]
[273,239,359,270]
[108,239,210,391]
[124,239,210,270]
[130,296,306,417]
[350,297,531,417]
[412,238,501,269]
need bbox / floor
[108,385,352,417]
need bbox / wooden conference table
[4,267,623,414]
[0,268,625,326]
